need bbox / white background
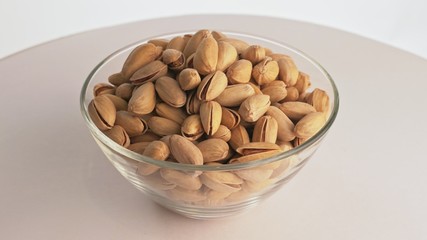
[0,0,427,60]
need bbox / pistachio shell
[122,43,162,79]
[197,139,229,163]
[128,82,156,115]
[278,101,316,121]
[130,131,160,143]
[108,72,128,86]
[216,41,238,71]
[278,57,299,87]
[93,83,116,96]
[183,29,211,58]
[215,84,255,107]
[208,125,231,142]
[147,116,181,136]
[197,71,228,101]
[104,125,130,148]
[127,141,151,154]
[294,71,311,94]
[252,115,278,143]
[229,150,282,164]
[305,88,330,112]
[236,142,281,155]
[136,141,170,176]
[282,86,299,102]
[193,36,218,75]
[229,125,250,151]
[266,106,296,142]
[241,45,265,64]
[148,39,169,49]
[218,38,250,54]
[226,59,252,84]
[103,94,128,111]
[211,30,227,40]
[155,76,187,108]
[167,186,206,202]
[140,171,176,190]
[221,107,241,130]
[115,83,134,101]
[169,134,203,165]
[238,94,271,122]
[166,36,189,52]
[235,168,273,183]
[200,101,222,135]
[160,168,202,190]
[115,111,148,137]
[294,112,326,139]
[186,90,201,114]
[252,57,279,85]
[155,103,187,125]
[129,60,168,85]
[200,172,242,193]
[261,80,287,103]
[161,49,185,71]
[181,114,204,141]
[88,95,116,131]
[177,68,201,91]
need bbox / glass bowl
[80,31,339,219]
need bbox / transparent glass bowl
[80,31,339,219]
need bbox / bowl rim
[80,30,340,171]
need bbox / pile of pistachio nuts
[88,29,330,203]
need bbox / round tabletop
[1,15,426,240]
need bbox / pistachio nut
[238,94,271,122]
[140,171,176,190]
[305,88,330,112]
[103,94,128,111]
[229,125,250,151]
[252,115,278,143]
[177,68,201,91]
[277,57,299,87]
[88,95,116,131]
[196,71,228,101]
[182,29,211,58]
[294,71,311,94]
[247,82,263,95]
[235,168,273,183]
[130,131,160,143]
[155,76,187,108]
[160,168,202,190]
[200,171,243,193]
[108,72,128,86]
[208,125,231,142]
[197,138,230,163]
[169,134,203,165]
[241,45,265,64]
[161,48,185,71]
[294,112,326,139]
[155,102,188,125]
[211,30,227,40]
[93,83,116,96]
[193,36,218,75]
[186,90,201,114]
[221,107,240,130]
[266,106,296,142]
[166,36,190,52]
[127,141,151,154]
[147,116,181,136]
[136,140,170,176]
[216,41,238,71]
[218,37,250,54]
[121,43,162,79]
[185,53,195,68]
[261,80,287,103]
[148,39,169,49]
[104,125,130,148]
[200,101,222,135]
[115,111,148,137]
[229,149,282,164]
[252,57,279,85]
[276,141,294,151]
[128,82,156,115]
[278,101,316,122]
[236,142,281,155]
[129,60,168,85]
[181,114,204,141]
[282,86,299,102]
[226,59,252,84]
[215,84,255,107]
[115,83,134,101]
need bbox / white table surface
[1,15,426,240]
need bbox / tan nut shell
[193,36,218,75]
[129,60,168,85]
[215,84,255,107]
[147,117,181,136]
[88,95,116,131]
[155,76,187,108]
[197,139,230,163]
[169,134,203,165]
[128,82,156,115]
[200,101,222,135]
[294,112,326,139]
[266,106,295,142]
[197,71,228,101]
[115,111,148,137]
[121,43,162,79]
[104,125,130,148]
[238,94,271,122]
